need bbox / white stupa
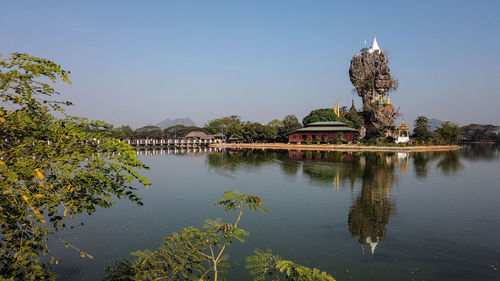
[368,35,381,53]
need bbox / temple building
[395,120,410,143]
[288,121,357,144]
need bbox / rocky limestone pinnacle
[349,36,398,129]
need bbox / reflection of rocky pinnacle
[347,154,395,256]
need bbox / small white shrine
[395,120,410,144]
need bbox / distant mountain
[408,117,444,133]
[155,118,196,129]
[428,118,444,131]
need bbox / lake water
[50,145,500,280]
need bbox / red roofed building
[288,121,357,144]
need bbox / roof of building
[213,133,225,137]
[306,121,350,127]
[399,120,409,129]
[185,131,214,139]
[294,126,358,133]
[288,121,357,134]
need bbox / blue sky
[1,0,499,128]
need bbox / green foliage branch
[105,191,267,281]
[245,248,335,281]
[0,53,149,280]
[104,191,336,281]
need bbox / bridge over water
[125,138,224,148]
[135,147,223,156]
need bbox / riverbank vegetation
[103,191,336,281]
[411,116,500,145]
[105,111,497,147]
[0,53,149,280]
[92,96,499,146]
[95,115,303,144]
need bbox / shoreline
[210,143,461,152]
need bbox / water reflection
[201,148,474,255]
[206,149,283,172]
[412,150,465,178]
[136,145,497,256]
[348,153,396,255]
[43,144,499,281]
[130,144,498,171]
[461,144,499,161]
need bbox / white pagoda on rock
[368,35,381,53]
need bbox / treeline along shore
[210,143,462,152]
[108,113,498,151]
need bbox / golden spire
[334,100,340,117]
[334,171,340,192]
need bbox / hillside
[155,118,196,129]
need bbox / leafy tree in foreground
[104,191,266,281]
[104,191,336,281]
[0,53,149,280]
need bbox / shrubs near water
[0,53,150,280]
[104,191,336,281]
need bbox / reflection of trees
[278,156,301,177]
[204,149,478,256]
[300,151,364,189]
[207,150,398,255]
[412,152,430,179]
[411,150,463,178]
[205,149,466,183]
[348,153,396,255]
[206,149,303,179]
[460,144,499,162]
[437,151,463,174]
[202,148,498,258]
[206,149,281,171]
